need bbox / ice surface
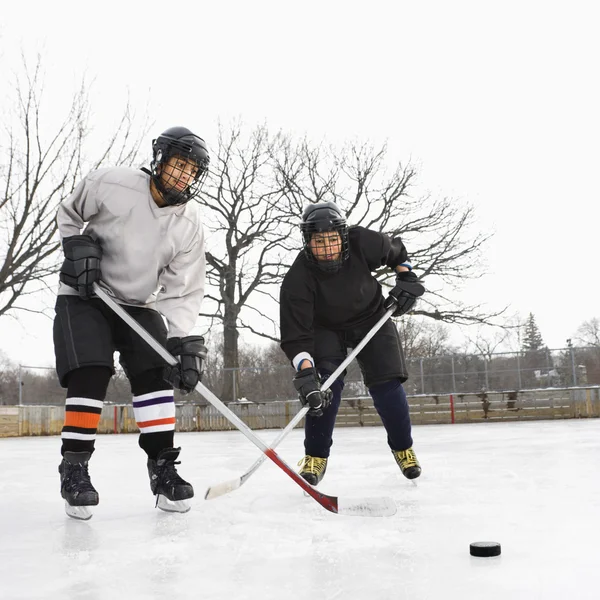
[1,419,599,600]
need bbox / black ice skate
[147,447,194,513]
[298,455,328,486]
[392,447,421,480]
[58,451,99,520]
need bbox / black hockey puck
[470,541,501,557]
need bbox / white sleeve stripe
[293,352,314,371]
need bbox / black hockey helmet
[151,126,210,206]
[300,201,350,272]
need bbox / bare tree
[197,125,502,400]
[198,123,296,400]
[464,325,512,361]
[571,318,600,387]
[275,138,505,326]
[575,318,600,347]
[0,351,19,405]
[397,317,452,359]
[0,55,148,317]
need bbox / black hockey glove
[59,235,102,300]
[293,367,332,417]
[164,336,208,394]
[383,271,425,317]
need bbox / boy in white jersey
[54,126,209,517]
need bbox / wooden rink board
[2,386,598,438]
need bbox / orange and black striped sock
[61,396,103,455]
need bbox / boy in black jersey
[279,202,425,485]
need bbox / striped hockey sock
[133,389,176,434]
[134,389,176,460]
[61,396,103,454]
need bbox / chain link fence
[404,345,596,396]
[1,345,598,405]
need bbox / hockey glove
[164,336,208,394]
[293,367,332,417]
[59,235,102,300]
[383,271,425,317]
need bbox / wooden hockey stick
[205,307,396,500]
[92,283,396,517]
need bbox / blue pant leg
[369,379,413,451]
[304,377,344,458]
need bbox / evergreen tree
[521,313,545,351]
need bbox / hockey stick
[92,283,396,517]
[205,306,396,500]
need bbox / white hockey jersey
[57,167,205,338]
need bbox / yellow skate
[392,447,421,480]
[298,455,328,486]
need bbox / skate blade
[65,502,93,521]
[302,479,319,497]
[156,495,191,513]
[303,484,318,497]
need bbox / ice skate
[59,451,99,520]
[147,447,194,513]
[392,447,421,480]
[298,455,328,486]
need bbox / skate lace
[157,459,186,487]
[153,459,186,508]
[65,463,95,493]
[394,448,418,468]
[298,455,327,476]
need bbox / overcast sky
[1,0,598,368]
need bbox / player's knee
[316,360,346,389]
[368,378,403,397]
[130,367,171,396]
[66,366,112,400]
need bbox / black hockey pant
[304,373,413,458]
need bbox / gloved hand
[293,367,332,417]
[383,270,425,317]
[164,336,208,394]
[59,235,102,300]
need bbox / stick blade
[205,477,242,500]
[337,496,397,517]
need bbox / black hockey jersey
[280,226,408,362]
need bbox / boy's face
[159,155,199,192]
[309,231,342,262]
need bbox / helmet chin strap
[155,178,191,206]
[308,254,343,273]
[148,165,192,206]
[318,261,342,272]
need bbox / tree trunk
[221,306,240,403]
